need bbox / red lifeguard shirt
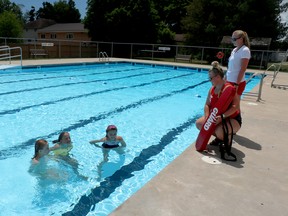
[209,82,239,118]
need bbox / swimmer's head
[106,125,117,132]
[53,132,71,144]
[33,139,49,159]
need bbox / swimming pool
[0,62,260,215]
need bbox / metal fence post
[130,44,133,59]
[79,42,82,58]
[259,51,264,69]
[201,48,204,64]
[257,74,264,101]
[59,41,61,58]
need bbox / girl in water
[50,132,73,156]
[90,125,126,161]
[31,139,50,164]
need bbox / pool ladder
[270,49,288,90]
[244,64,274,102]
[0,45,23,68]
[99,52,109,62]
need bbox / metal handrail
[0,46,22,67]
[271,49,288,87]
[0,45,11,64]
[244,64,276,101]
[99,51,109,62]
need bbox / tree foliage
[36,0,81,23]
[0,0,23,38]
[182,0,288,46]
[84,0,175,43]
[85,0,287,45]
[0,11,23,37]
[0,0,23,21]
[2,0,288,47]
[154,0,190,33]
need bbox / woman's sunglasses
[231,36,241,42]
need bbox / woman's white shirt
[227,45,251,83]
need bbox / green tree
[0,0,23,21]
[37,0,81,23]
[36,2,55,20]
[0,11,23,37]
[182,0,288,46]
[85,0,173,43]
[154,0,190,33]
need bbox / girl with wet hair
[90,125,126,161]
[32,139,50,164]
[90,125,126,149]
[50,132,73,156]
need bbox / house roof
[38,23,88,33]
[221,36,272,47]
[25,18,56,29]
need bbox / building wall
[37,32,91,42]
[23,29,38,40]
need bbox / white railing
[0,45,22,68]
[271,49,288,88]
[244,64,276,101]
[99,51,109,62]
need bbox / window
[50,34,57,39]
[40,34,45,39]
[66,33,74,40]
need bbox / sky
[11,0,87,18]
[281,0,288,23]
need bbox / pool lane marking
[0,67,145,84]
[0,64,133,77]
[0,80,208,160]
[0,68,168,96]
[62,115,202,216]
[0,72,198,115]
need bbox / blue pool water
[0,62,260,215]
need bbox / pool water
[0,62,260,215]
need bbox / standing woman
[226,30,251,98]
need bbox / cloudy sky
[281,0,288,23]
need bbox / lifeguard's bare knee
[196,119,203,130]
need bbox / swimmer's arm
[31,158,39,164]
[49,143,60,151]
[117,136,126,147]
[89,138,106,148]
[89,137,105,144]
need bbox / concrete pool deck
[5,58,288,216]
